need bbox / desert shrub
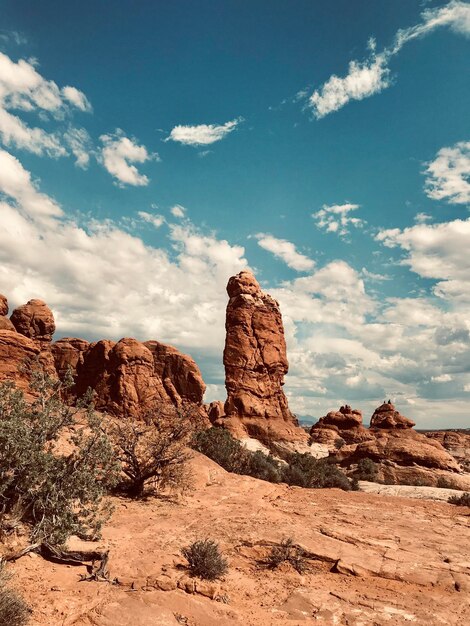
[243,450,282,483]
[266,537,308,573]
[110,404,200,498]
[193,428,282,482]
[334,438,345,450]
[0,370,119,546]
[192,427,248,473]
[448,492,470,506]
[181,539,228,580]
[437,476,458,489]
[355,458,379,482]
[281,453,352,491]
[0,563,30,626]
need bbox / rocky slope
[9,452,470,626]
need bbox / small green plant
[0,368,119,547]
[181,539,228,580]
[266,537,308,573]
[355,458,379,482]
[334,438,345,450]
[0,564,31,626]
[448,492,470,506]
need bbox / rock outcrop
[10,299,56,345]
[0,293,207,420]
[370,401,415,429]
[221,270,305,442]
[310,405,374,448]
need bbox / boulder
[370,401,415,429]
[222,270,305,442]
[0,316,15,331]
[10,299,56,344]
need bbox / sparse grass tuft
[266,537,308,573]
[181,539,228,580]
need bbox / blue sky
[0,1,469,427]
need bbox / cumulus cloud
[424,141,470,205]
[312,203,365,238]
[255,233,315,271]
[377,217,470,303]
[0,51,92,159]
[309,1,470,118]
[100,131,155,186]
[0,149,247,352]
[166,117,243,146]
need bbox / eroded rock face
[222,270,304,442]
[0,316,15,331]
[70,337,206,418]
[0,330,42,391]
[0,293,8,316]
[370,401,415,429]
[51,337,90,379]
[10,299,56,344]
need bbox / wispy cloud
[100,130,156,187]
[138,211,165,228]
[255,233,315,271]
[424,140,470,205]
[312,203,365,238]
[166,117,243,146]
[62,86,92,113]
[309,1,470,118]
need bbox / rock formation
[0,293,207,419]
[220,270,305,442]
[369,401,415,429]
[10,299,56,345]
[310,405,374,448]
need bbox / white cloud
[138,211,165,228]
[393,1,470,53]
[424,141,470,205]
[309,1,470,118]
[414,212,432,223]
[166,117,243,146]
[312,203,365,238]
[62,86,92,113]
[0,148,62,220]
[0,51,93,160]
[377,217,470,302]
[171,204,186,218]
[100,131,155,187]
[255,233,315,271]
[310,54,390,119]
[0,149,248,353]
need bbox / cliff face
[221,271,306,442]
